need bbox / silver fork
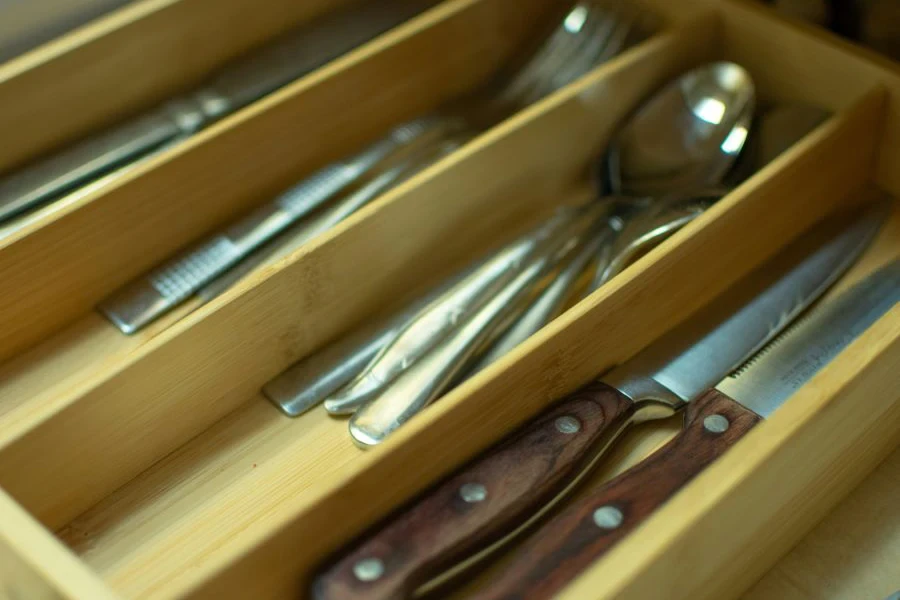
[498,2,607,108]
[98,115,458,334]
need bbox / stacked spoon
[264,61,831,447]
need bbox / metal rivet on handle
[593,506,624,529]
[353,558,384,582]
[555,415,582,434]
[703,414,730,433]
[459,483,487,503]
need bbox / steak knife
[311,199,889,600]
[473,256,900,600]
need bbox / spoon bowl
[604,61,756,198]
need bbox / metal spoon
[603,61,756,198]
[593,102,831,287]
[341,64,755,445]
[467,65,758,378]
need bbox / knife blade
[310,199,889,600]
[0,0,430,225]
[471,256,899,600]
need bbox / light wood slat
[0,489,118,600]
[0,15,719,584]
[0,0,358,172]
[0,0,549,439]
[743,447,900,600]
[0,541,67,600]
[181,42,886,600]
[0,315,144,434]
[0,0,550,366]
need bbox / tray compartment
[178,14,899,600]
[0,0,548,365]
[0,1,897,599]
[0,12,722,600]
[0,0,358,173]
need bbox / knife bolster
[603,368,686,412]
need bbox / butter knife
[0,0,429,224]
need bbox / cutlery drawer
[0,0,898,599]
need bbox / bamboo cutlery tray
[0,0,898,598]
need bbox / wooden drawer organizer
[0,0,897,598]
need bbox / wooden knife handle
[312,382,636,600]
[471,389,763,600]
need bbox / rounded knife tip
[323,397,361,415]
[348,421,384,449]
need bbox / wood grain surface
[0,1,897,599]
[744,446,900,600]
[0,489,116,600]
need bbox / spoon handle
[313,382,636,600]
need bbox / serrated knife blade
[718,257,900,417]
[468,252,899,600]
[603,198,891,404]
[312,199,890,600]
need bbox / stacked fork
[98,0,655,335]
[264,68,835,447]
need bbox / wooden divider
[0,15,714,535]
[180,81,886,600]
[0,488,117,600]
[0,1,895,599]
[0,0,357,172]
[0,0,550,365]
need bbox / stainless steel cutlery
[312,199,891,600]
[95,0,650,334]
[99,116,465,332]
[262,59,836,454]
[0,0,431,225]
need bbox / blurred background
[0,0,900,62]
[1,0,896,66]
[0,0,130,62]
[765,0,899,61]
